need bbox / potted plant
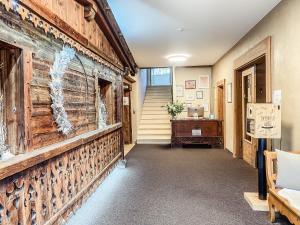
[162,101,184,119]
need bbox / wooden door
[122,88,132,144]
[242,66,257,167]
[216,85,224,121]
[215,81,225,148]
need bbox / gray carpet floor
[66,145,290,225]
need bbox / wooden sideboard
[171,119,224,148]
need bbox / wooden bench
[265,151,300,224]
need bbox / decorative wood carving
[0,128,121,225]
[84,2,97,21]
[0,0,125,74]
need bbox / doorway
[123,83,132,144]
[233,37,271,167]
[215,79,226,149]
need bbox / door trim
[215,79,226,149]
[233,37,272,158]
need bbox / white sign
[272,90,282,105]
[123,97,129,106]
[192,129,202,136]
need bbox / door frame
[215,79,226,149]
[123,80,133,144]
[233,37,272,158]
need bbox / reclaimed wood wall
[0,128,122,225]
[0,0,127,223]
[32,0,121,67]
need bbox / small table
[171,118,223,148]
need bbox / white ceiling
[108,0,280,67]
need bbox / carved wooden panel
[0,128,121,225]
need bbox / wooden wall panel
[31,56,97,149]
[28,0,122,67]
[0,5,125,225]
[0,128,122,225]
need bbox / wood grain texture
[0,5,126,225]
[171,119,224,148]
[0,127,122,225]
[233,37,272,159]
[265,151,300,224]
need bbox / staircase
[137,86,172,144]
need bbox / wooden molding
[9,0,138,74]
[232,36,272,158]
[22,50,33,151]
[95,0,138,74]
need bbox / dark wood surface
[171,119,224,148]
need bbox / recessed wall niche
[96,78,115,129]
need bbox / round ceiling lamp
[167,54,190,63]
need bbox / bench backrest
[265,150,300,190]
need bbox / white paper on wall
[272,90,282,105]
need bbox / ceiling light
[167,54,190,63]
[176,27,184,32]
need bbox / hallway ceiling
[107,0,281,67]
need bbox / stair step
[143,107,165,111]
[143,103,168,107]
[146,91,172,94]
[145,96,172,99]
[138,129,171,135]
[142,111,168,115]
[140,120,170,124]
[141,114,170,120]
[137,135,171,144]
[137,134,171,139]
[139,124,171,130]
[144,100,171,103]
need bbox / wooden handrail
[0,123,122,180]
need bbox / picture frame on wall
[176,85,184,97]
[185,80,196,89]
[227,83,232,103]
[199,75,210,89]
[196,91,204,99]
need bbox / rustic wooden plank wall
[31,54,98,149]
[34,0,120,66]
[0,6,123,150]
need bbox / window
[149,68,172,86]
[0,42,25,159]
[96,78,115,129]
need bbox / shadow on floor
[66,144,290,225]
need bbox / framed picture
[185,80,196,89]
[203,103,209,112]
[196,91,204,99]
[176,85,184,97]
[227,83,232,103]
[199,75,210,89]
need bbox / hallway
[66,145,289,225]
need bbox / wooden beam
[22,50,33,151]
[95,0,137,74]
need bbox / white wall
[173,67,212,118]
[131,69,148,143]
[212,0,300,152]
